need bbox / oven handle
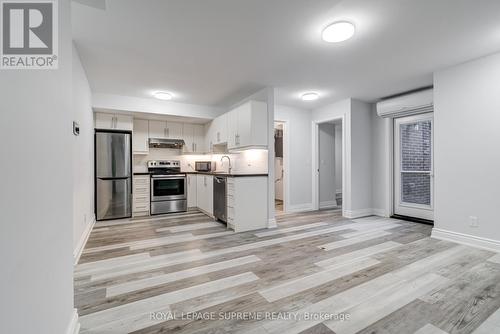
[151,174,186,179]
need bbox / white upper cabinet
[166,121,183,139]
[183,123,195,153]
[132,119,149,154]
[205,114,228,151]
[148,120,183,139]
[148,120,166,138]
[227,100,268,150]
[95,113,114,129]
[183,123,205,153]
[115,115,134,131]
[95,113,133,131]
[213,113,228,145]
[193,124,205,153]
[227,107,238,148]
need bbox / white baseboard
[371,208,389,217]
[343,208,375,219]
[319,200,337,209]
[73,217,95,265]
[287,203,314,213]
[66,308,80,334]
[268,218,277,228]
[431,228,500,253]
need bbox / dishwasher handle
[214,176,225,183]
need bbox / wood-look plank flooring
[74,210,500,334]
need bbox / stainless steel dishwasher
[213,176,227,223]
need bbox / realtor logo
[1,0,58,69]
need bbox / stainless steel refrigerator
[95,130,132,220]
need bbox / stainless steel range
[148,160,187,215]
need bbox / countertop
[185,171,268,177]
[133,171,268,177]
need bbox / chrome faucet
[220,155,232,174]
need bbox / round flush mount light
[322,21,355,43]
[153,91,173,100]
[301,92,319,101]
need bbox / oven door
[151,175,187,201]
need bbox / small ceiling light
[153,91,172,100]
[322,21,355,43]
[301,92,319,101]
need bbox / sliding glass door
[394,113,434,220]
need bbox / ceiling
[72,0,500,110]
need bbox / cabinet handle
[192,142,195,152]
[167,128,170,138]
[164,128,166,137]
[194,143,197,152]
[217,132,220,142]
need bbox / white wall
[348,100,373,215]
[72,44,95,261]
[370,105,392,216]
[0,0,76,333]
[432,52,500,249]
[275,104,313,211]
[318,123,336,208]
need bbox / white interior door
[394,113,434,220]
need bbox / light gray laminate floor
[74,210,500,334]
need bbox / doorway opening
[274,121,286,215]
[317,120,343,211]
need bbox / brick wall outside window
[400,121,431,205]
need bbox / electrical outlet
[469,216,478,228]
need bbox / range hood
[149,138,185,149]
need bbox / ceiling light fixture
[153,91,173,100]
[322,21,355,43]
[301,92,319,101]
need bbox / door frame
[312,115,346,214]
[274,120,289,213]
[393,113,434,220]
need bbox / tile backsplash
[133,148,268,174]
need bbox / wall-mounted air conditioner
[376,88,433,118]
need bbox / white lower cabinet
[187,174,197,208]
[226,176,267,232]
[196,174,213,216]
[133,175,150,217]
